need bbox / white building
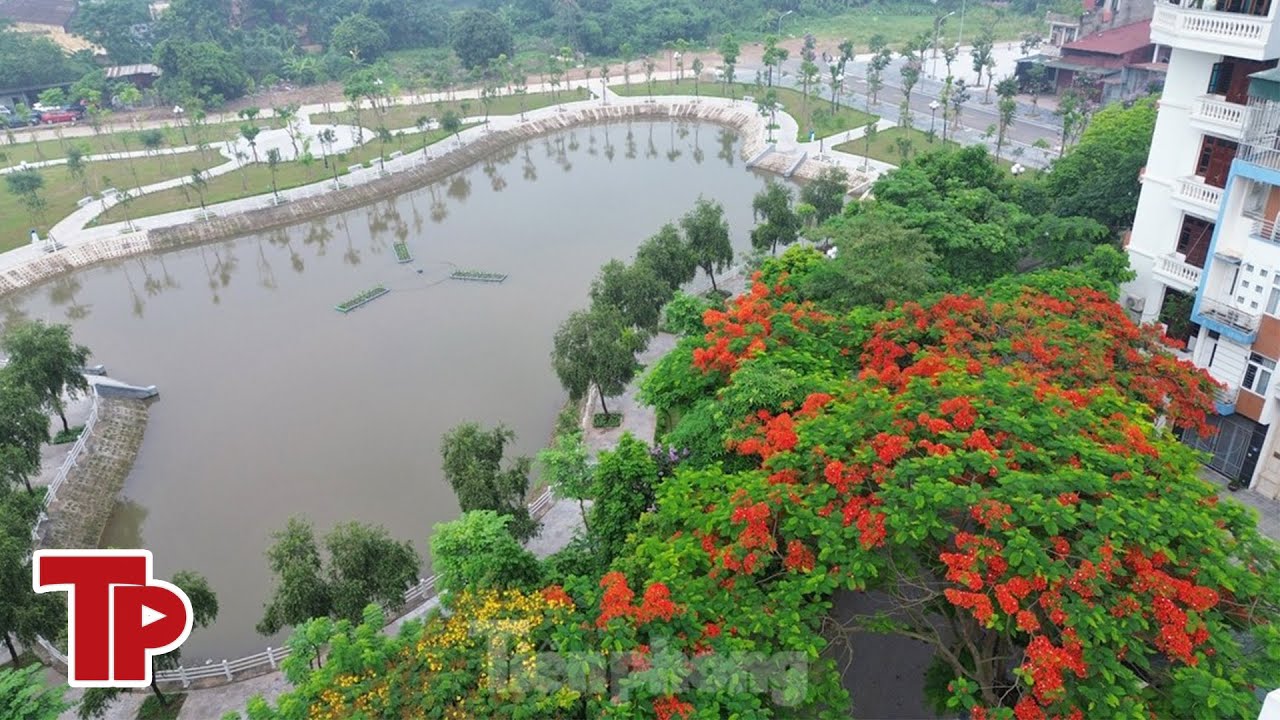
[1125,0,1280,499]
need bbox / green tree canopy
[750,179,801,255]
[2,321,91,434]
[0,665,68,720]
[799,166,849,224]
[429,510,541,596]
[679,197,733,292]
[0,370,49,493]
[1045,97,1156,231]
[800,215,939,310]
[450,9,513,70]
[439,422,536,541]
[634,223,696,293]
[589,259,671,334]
[551,304,645,417]
[328,14,389,62]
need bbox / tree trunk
[3,631,19,665]
[577,499,592,534]
[59,409,70,433]
[708,267,719,292]
[597,388,610,417]
[150,677,167,705]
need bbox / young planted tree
[972,29,995,99]
[5,169,47,234]
[691,57,704,97]
[2,320,91,434]
[862,121,878,170]
[866,36,892,108]
[429,510,541,596]
[680,197,733,292]
[750,180,801,255]
[719,35,740,98]
[190,168,208,211]
[440,423,537,540]
[375,126,392,172]
[762,36,788,87]
[64,144,90,196]
[950,78,971,137]
[551,304,645,419]
[440,110,462,146]
[536,431,594,531]
[995,79,1019,160]
[266,148,282,202]
[240,123,261,163]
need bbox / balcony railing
[1251,218,1280,244]
[1190,94,1247,136]
[1172,176,1224,214]
[1154,253,1204,292]
[1199,297,1262,334]
[1152,0,1276,57]
[1216,383,1241,414]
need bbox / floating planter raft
[393,242,412,264]
[335,285,389,313]
[450,270,508,283]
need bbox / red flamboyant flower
[637,583,680,624]
[784,539,816,573]
[597,571,635,628]
[653,695,693,720]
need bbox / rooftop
[0,0,76,28]
[1061,19,1153,55]
[105,63,161,79]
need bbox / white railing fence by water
[36,487,556,688]
[31,389,100,543]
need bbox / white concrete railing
[31,389,100,543]
[1155,253,1204,290]
[1173,176,1224,212]
[41,487,556,688]
[1190,95,1247,135]
[1153,2,1272,47]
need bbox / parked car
[0,109,37,128]
[37,108,78,124]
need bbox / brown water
[4,122,771,661]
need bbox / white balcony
[1171,175,1224,217]
[1154,253,1204,293]
[1151,1,1279,60]
[1189,94,1247,138]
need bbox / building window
[1244,352,1276,394]
[1268,287,1280,315]
[1177,215,1214,268]
[1197,136,1239,188]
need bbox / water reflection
[101,497,149,549]
[8,121,771,660]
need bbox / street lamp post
[932,11,956,77]
[777,9,794,34]
[928,100,940,141]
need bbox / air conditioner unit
[1123,295,1146,312]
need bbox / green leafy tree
[0,490,62,666]
[64,144,90,196]
[266,148,282,202]
[440,422,536,541]
[240,123,261,163]
[451,9,513,70]
[190,168,208,211]
[586,433,657,563]
[5,169,47,233]
[429,510,541,596]
[750,180,801,255]
[2,321,91,434]
[258,517,419,635]
[799,166,848,223]
[691,57,704,96]
[440,110,462,145]
[971,29,995,101]
[718,35,739,97]
[995,95,1017,161]
[1046,97,1156,231]
[761,36,788,87]
[0,665,68,719]
[801,214,939,310]
[37,87,65,109]
[329,14,389,62]
[536,431,594,531]
[635,223,696,293]
[590,260,671,334]
[680,197,733,292]
[551,304,645,417]
[0,371,49,493]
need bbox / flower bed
[450,270,508,283]
[335,285,389,313]
[393,242,412,264]
[592,412,622,429]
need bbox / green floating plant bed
[335,285,389,313]
[450,270,508,283]
[393,242,412,264]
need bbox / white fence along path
[39,487,555,688]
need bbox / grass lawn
[0,120,257,168]
[308,88,589,131]
[610,80,876,141]
[793,7,1042,51]
[834,125,1024,174]
[94,126,466,225]
[0,149,224,251]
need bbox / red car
[38,109,78,124]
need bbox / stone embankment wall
[39,398,149,550]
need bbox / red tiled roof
[1062,19,1153,55]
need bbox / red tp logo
[33,550,193,688]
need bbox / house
[1046,0,1155,47]
[105,63,162,89]
[1017,19,1169,103]
[1123,0,1280,499]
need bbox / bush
[51,425,83,444]
[661,292,714,337]
[592,412,622,428]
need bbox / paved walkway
[1203,468,1280,542]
